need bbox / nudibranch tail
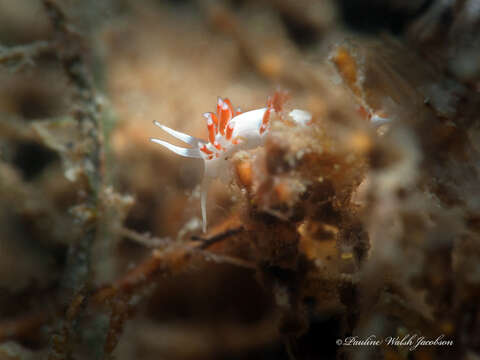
[356,106,392,128]
[370,114,391,127]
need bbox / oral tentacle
[149,138,202,158]
[153,121,202,146]
[200,177,208,233]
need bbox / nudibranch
[150,93,388,233]
[150,92,301,233]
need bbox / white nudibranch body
[150,94,387,233]
[150,93,294,233]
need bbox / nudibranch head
[150,93,290,233]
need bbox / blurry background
[0,1,480,359]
